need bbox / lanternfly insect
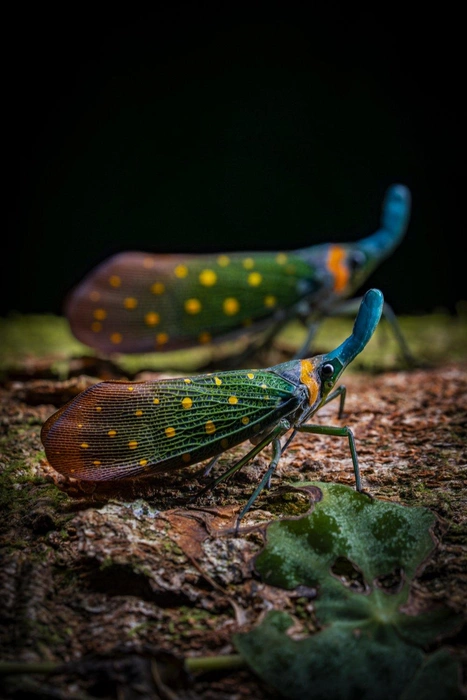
[65,184,411,362]
[42,289,384,525]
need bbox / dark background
[2,6,464,318]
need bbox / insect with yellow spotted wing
[42,290,384,526]
[65,185,412,363]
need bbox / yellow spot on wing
[140,458,148,466]
[184,378,192,384]
[151,282,165,295]
[218,255,230,267]
[247,373,255,380]
[108,430,117,437]
[214,377,222,386]
[264,295,277,308]
[95,406,102,412]
[174,264,188,278]
[185,298,202,314]
[135,410,143,416]
[80,442,89,449]
[124,297,138,309]
[228,396,238,405]
[128,440,138,449]
[127,386,134,392]
[241,416,250,425]
[198,332,211,344]
[276,253,288,265]
[94,308,107,320]
[93,460,101,466]
[109,275,121,288]
[327,245,350,293]
[199,269,217,286]
[91,322,102,332]
[243,257,255,269]
[110,332,123,344]
[165,426,176,438]
[205,420,216,435]
[156,332,169,346]
[300,359,319,406]
[182,397,193,409]
[223,297,240,315]
[153,398,160,404]
[145,312,160,326]
[248,271,262,286]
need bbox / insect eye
[321,363,334,379]
[348,250,366,270]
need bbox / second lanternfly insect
[65,185,411,362]
[42,289,384,525]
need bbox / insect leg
[221,318,289,368]
[203,455,219,477]
[292,316,322,359]
[380,301,415,366]
[194,420,291,500]
[297,423,361,491]
[321,385,347,418]
[235,436,283,532]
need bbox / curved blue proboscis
[324,288,384,367]
[357,184,411,260]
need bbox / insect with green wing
[65,185,411,363]
[42,289,384,527]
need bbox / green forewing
[65,251,321,353]
[41,368,300,480]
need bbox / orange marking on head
[300,359,319,406]
[327,245,350,293]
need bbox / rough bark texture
[0,316,466,698]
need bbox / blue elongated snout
[357,184,411,261]
[296,184,411,301]
[324,288,384,370]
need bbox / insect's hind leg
[192,420,290,507]
[235,436,283,532]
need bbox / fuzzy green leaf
[233,483,463,699]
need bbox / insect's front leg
[321,385,347,419]
[297,423,361,491]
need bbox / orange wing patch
[327,245,350,293]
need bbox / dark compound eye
[348,250,366,270]
[321,363,334,379]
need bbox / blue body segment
[325,289,384,367]
[357,185,411,262]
